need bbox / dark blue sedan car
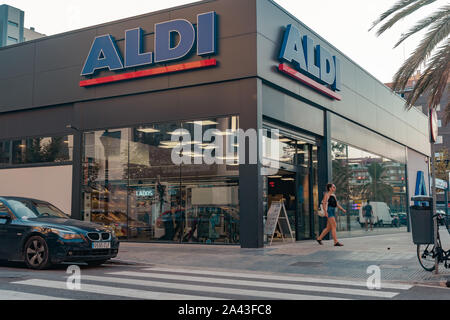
[0,197,119,269]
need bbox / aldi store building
[0,0,431,248]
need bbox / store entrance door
[267,169,297,239]
[263,130,317,242]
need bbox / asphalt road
[0,260,448,301]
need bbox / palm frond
[391,19,450,91]
[371,0,437,35]
[369,0,422,31]
[394,4,450,48]
[402,39,450,110]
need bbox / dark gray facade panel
[330,113,407,164]
[0,75,34,112]
[238,78,263,248]
[0,42,35,80]
[34,29,98,74]
[262,83,324,136]
[71,131,83,221]
[33,66,97,108]
[317,111,332,239]
[169,0,256,39]
[73,78,256,131]
[0,104,74,140]
[91,13,170,50]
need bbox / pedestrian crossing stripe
[142,267,413,291]
[107,271,399,299]
[79,275,349,300]
[0,289,70,300]
[12,277,348,300]
[13,279,223,300]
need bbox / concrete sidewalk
[114,229,450,287]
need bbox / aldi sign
[278,24,342,101]
[80,12,217,87]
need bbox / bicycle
[417,213,450,272]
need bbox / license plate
[92,242,111,249]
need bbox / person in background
[363,200,374,231]
[316,183,346,247]
[159,206,176,241]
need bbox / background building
[386,75,450,207]
[23,26,45,42]
[0,4,44,47]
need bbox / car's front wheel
[24,236,51,270]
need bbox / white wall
[407,148,430,205]
[0,165,72,214]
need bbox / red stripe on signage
[278,63,342,101]
[80,59,217,87]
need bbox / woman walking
[316,183,346,247]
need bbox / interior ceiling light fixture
[186,120,219,126]
[200,145,217,150]
[167,130,190,136]
[214,131,234,136]
[182,152,203,158]
[137,128,160,133]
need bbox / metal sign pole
[431,156,439,274]
[429,108,439,274]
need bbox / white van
[359,202,393,227]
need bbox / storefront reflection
[331,141,407,237]
[82,116,240,244]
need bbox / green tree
[25,138,43,163]
[434,147,450,180]
[360,162,394,203]
[370,1,449,119]
[41,137,66,162]
[331,142,351,201]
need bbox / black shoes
[316,239,343,246]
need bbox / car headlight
[50,228,84,240]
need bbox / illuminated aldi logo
[80,12,217,87]
[278,24,342,101]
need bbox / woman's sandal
[334,242,344,247]
[316,239,323,245]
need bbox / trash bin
[410,196,434,245]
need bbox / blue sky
[3,0,441,83]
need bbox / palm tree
[370,1,449,119]
[331,143,351,201]
[360,162,394,204]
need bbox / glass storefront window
[82,116,240,244]
[262,130,297,165]
[0,135,73,167]
[331,141,407,237]
[82,129,129,239]
[0,141,10,166]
